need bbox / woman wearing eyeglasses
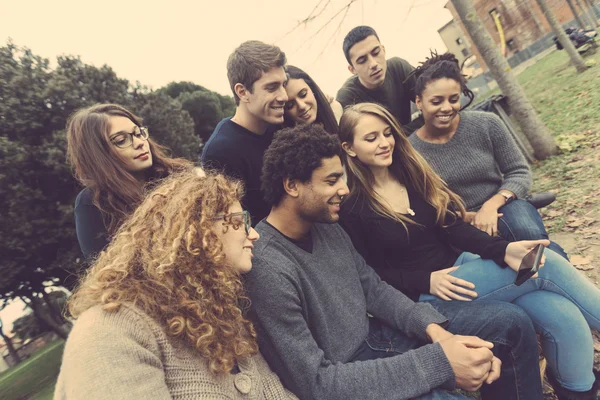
[67,104,194,259]
[56,171,297,399]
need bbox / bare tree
[567,0,588,27]
[536,0,589,73]
[0,315,21,365]
[527,0,547,34]
[576,0,599,27]
[584,0,599,18]
[450,0,558,159]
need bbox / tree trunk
[450,0,558,159]
[585,0,599,20]
[41,290,70,327]
[577,0,599,27]
[537,0,589,73]
[0,318,22,364]
[527,0,547,35]
[567,0,588,27]
[27,295,70,339]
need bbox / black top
[339,185,509,301]
[74,187,109,259]
[263,220,313,253]
[336,57,423,132]
[201,118,274,225]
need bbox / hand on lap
[430,266,477,301]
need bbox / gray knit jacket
[245,221,454,400]
[409,111,532,210]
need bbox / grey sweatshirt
[245,221,455,400]
[409,111,532,210]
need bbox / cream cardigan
[55,304,297,399]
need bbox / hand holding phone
[514,244,545,286]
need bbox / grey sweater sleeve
[486,114,532,198]
[248,257,455,400]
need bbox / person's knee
[499,200,549,241]
[489,302,537,346]
[499,218,547,240]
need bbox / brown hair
[66,104,192,233]
[338,103,466,228]
[227,40,286,105]
[69,172,258,375]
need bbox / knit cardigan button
[234,373,252,394]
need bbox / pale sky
[1,0,452,98]
[0,0,452,333]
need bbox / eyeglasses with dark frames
[110,126,149,149]
[213,210,252,236]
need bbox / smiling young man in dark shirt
[201,40,288,224]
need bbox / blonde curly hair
[68,171,258,374]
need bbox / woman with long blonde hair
[55,172,297,400]
[338,103,600,399]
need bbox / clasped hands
[426,324,501,391]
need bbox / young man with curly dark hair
[201,40,288,224]
[336,26,423,132]
[244,123,543,400]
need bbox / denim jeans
[497,199,569,260]
[420,250,600,391]
[350,301,543,399]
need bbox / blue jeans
[497,199,569,260]
[350,301,543,399]
[420,250,599,391]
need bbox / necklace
[397,185,415,216]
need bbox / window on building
[506,39,516,51]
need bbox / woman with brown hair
[283,65,342,135]
[55,171,297,399]
[66,103,193,258]
[338,102,600,400]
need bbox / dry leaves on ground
[571,255,594,270]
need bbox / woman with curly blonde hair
[55,171,297,400]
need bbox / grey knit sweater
[55,304,297,400]
[409,111,532,210]
[245,221,455,400]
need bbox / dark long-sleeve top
[201,118,274,224]
[339,186,509,301]
[74,188,109,259]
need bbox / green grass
[0,340,64,400]
[520,51,600,140]
[475,44,600,143]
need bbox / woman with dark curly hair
[55,171,297,399]
[283,65,342,135]
[406,52,567,260]
[67,103,195,259]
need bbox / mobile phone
[514,244,544,286]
